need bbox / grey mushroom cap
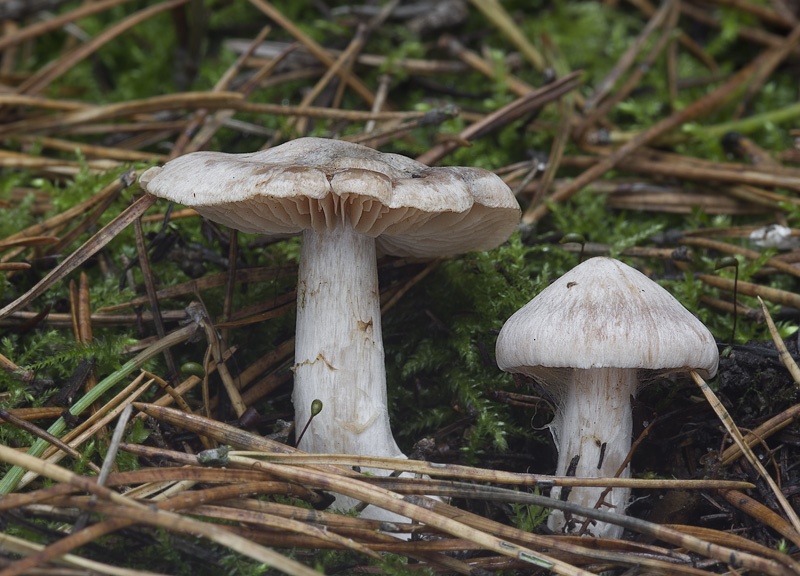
[139,137,521,258]
[495,257,719,379]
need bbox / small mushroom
[140,137,520,510]
[495,257,718,538]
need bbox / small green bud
[180,362,205,378]
[715,256,738,270]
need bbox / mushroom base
[545,367,638,539]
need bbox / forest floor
[1,1,800,575]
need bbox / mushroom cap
[139,137,520,257]
[495,257,719,378]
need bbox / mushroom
[495,256,718,538]
[140,137,520,505]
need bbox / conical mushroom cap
[139,137,520,257]
[496,257,719,378]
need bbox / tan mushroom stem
[545,367,638,540]
[293,221,404,461]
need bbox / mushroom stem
[294,222,404,462]
[547,367,638,539]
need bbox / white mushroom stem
[546,367,638,539]
[293,222,404,461]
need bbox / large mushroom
[140,137,520,502]
[495,257,718,539]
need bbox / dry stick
[185,44,297,154]
[15,134,165,162]
[233,452,752,490]
[143,372,196,418]
[329,0,399,112]
[583,0,675,113]
[146,348,236,413]
[697,274,800,309]
[222,452,793,576]
[98,264,296,311]
[138,405,793,574]
[295,4,397,137]
[666,6,679,104]
[0,0,138,53]
[0,236,58,251]
[705,0,797,27]
[16,375,155,491]
[0,353,34,383]
[287,25,368,139]
[206,513,472,576]
[690,369,800,536]
[68,279,82,342]
[721,403,800,466]
[560,149,800,190]
[0,20,15,76]
[423,482,798,575]
[525,38,576,211]
[196,305,248,418]
[524,48,772,223]
[0,444,149,512]
[0,409,101,475]
[380,259,441,315]
[77,273,102,426]
[577,0,680,137]
[719,490,800,550]
[186,503,384,560]
[133,403,372,480]
[0,191,153,321]
[699,294,762,323]
[468,0,546,71]
[0,318,202,494]
[736,21,800,117]
[758,296,800,387]
[72,404,134,532]
[2,487,249,576]
[45,168,133,258]
[1,175,128,252]
[725,184,800,210]
[677,0,800,54]
[0,263,29,271]
[247,0,375,106]
[360,73,392,143]
[663,523,792,567]
[219,453,590,576]
[0,532,165,576]
[220,230,238,346]
[607,100,800,147]
[426,501,705,575]
[0,447,320,576]
[219,288,295,324]
[728,134,783,168]
[0,154,118,175]
[16,0,190,96]
[0,309,188,328]
[439,34,536,97]
[415,72,583,165]
[344,107,458,147]
[236,100,424,122]
[170,25,272,158]
[623,0,718,69]
[0,92,245,137]
[133,217,177,379]
[680,236,800,278]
